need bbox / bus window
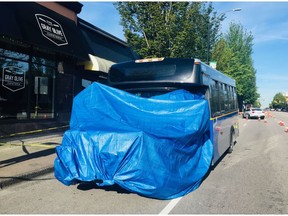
[218,83,224,114]
[210,80,220,117]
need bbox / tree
[114,2,223,60]
[211,23,259,108]
[271,92,287,109]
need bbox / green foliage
[114,2,223,60]
[115,3,259,108]
[271,92,287,109]
[254,100,261,108]
[211,23,259,106]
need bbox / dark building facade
[0,2,137,136]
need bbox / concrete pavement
[0,132,64,189]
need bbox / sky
[78,1,288,108]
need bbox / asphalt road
[1,111,288,214]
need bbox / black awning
[79,18,139,63]
[0,3,23,40]
[0,2,90,60]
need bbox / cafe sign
[35,14,68,46]
[2,66,25,92]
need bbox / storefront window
[0,56,28,120]
[0,47,56,120]
[0,48,29,61]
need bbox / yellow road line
[0,125,69,139]
[0,142,59,149]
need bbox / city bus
[107,57,239,165]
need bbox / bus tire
[228,131,236,154]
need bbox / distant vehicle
[243,108,265,119]
[270,108,275,111]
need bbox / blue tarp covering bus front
[54,82,213,199]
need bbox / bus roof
[108,58,236,87]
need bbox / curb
[0,166,54,189]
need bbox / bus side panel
[212,111,239,165]
[209,119,217,164]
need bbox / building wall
[37,2,78,23]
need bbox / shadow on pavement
[77,181,131,194]
[0,148,55,168]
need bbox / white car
[243,108,265,119]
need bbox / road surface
[1,111,288,214]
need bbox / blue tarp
[54,82,213,199]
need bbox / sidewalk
[0,132,64,189]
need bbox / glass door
[30,56,55,119]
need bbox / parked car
[243,108,265,119]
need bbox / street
[1,111,288,214]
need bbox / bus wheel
[228,131,236,153]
